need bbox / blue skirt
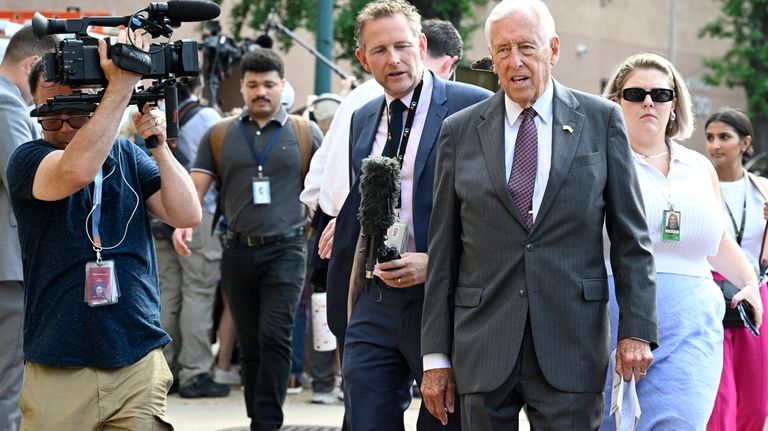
[600,273,725,431]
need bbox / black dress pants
[221,236,306,431]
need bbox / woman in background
[600,53,763,430]
[705,108,768,431]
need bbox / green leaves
[225,0,487,74]
[700,0,768,152]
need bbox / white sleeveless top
[719,174,768,270]
[604,141,724,277]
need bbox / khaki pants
[156,210,222,386]
[20,349,174,431]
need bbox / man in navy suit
[325,1,491,429]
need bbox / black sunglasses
[622,88,674,103]
[38,115,91,131]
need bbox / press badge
[84,260,120,307]
[252,177,271,205]
[662,209,681,242]
[384,219,408,255]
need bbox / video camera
[31,1,221,147]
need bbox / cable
[85,144,140,252]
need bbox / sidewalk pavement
[166,387,530,431]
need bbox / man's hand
[98,28,147,92]
[133,106,166,145]
[377,252,427,288]
[318,218,336,259]
[421,368,455,426]
[616,338,653,382]
[172,228,193,256]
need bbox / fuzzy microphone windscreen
[358,156,401,236]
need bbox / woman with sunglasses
[599,53,763,430]
[704,108,768,431]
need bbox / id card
[84,260,120,307]
[252,177,271,205]
[384,220,408,255]
[662,209,681,242]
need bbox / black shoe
[168,377,179,395]
[179,374,231,398]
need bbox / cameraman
[7,28,200,429]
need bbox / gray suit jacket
[0,76,37,282]
[422,81,658,394]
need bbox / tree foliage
[223,0,487,70]
[699,0,768,153]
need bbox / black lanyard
[384,79,424,168]
[722,178,747,245]
[239,118,283,178]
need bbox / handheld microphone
[146,1,221,22]
[358,156,401,279]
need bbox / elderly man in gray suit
[420,1,658,429]
[0,26,57,431]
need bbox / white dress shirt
[371,71,434,252]
[300,78,384,216]
[502,79,554,222]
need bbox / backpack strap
[210,116,237,177]
[178,101,204,128]
[289,114,316,237]
[289,114,313,181]
[209,116,237,234]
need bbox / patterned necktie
[508,107,538,229]
[383,99,407,157]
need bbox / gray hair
[602,53,694,141]
[484,0,557,47]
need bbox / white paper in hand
[609,349,641,431]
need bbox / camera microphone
[146,1,221,23]
[33,1,220,39]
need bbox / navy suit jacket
[327,72,492,337]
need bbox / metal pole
[267,18,349,80]
[669,0,677,63]
[315,0,333,94]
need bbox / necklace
[637,151,668,159]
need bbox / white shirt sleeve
[423,353,452,370]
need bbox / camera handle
[139,80,178,149]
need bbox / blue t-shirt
[7,138,170,368]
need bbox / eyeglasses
[38,116,91,131]
[493,43,542,59]
[621,88,674,103]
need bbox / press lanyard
[92,169,104,251]
[384,79,424,167]
[239,119,283,178]
[722,176,748,246]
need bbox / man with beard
[174,48,323,431]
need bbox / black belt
[229,227,304,246]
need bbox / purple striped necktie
[507,107,538,229]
